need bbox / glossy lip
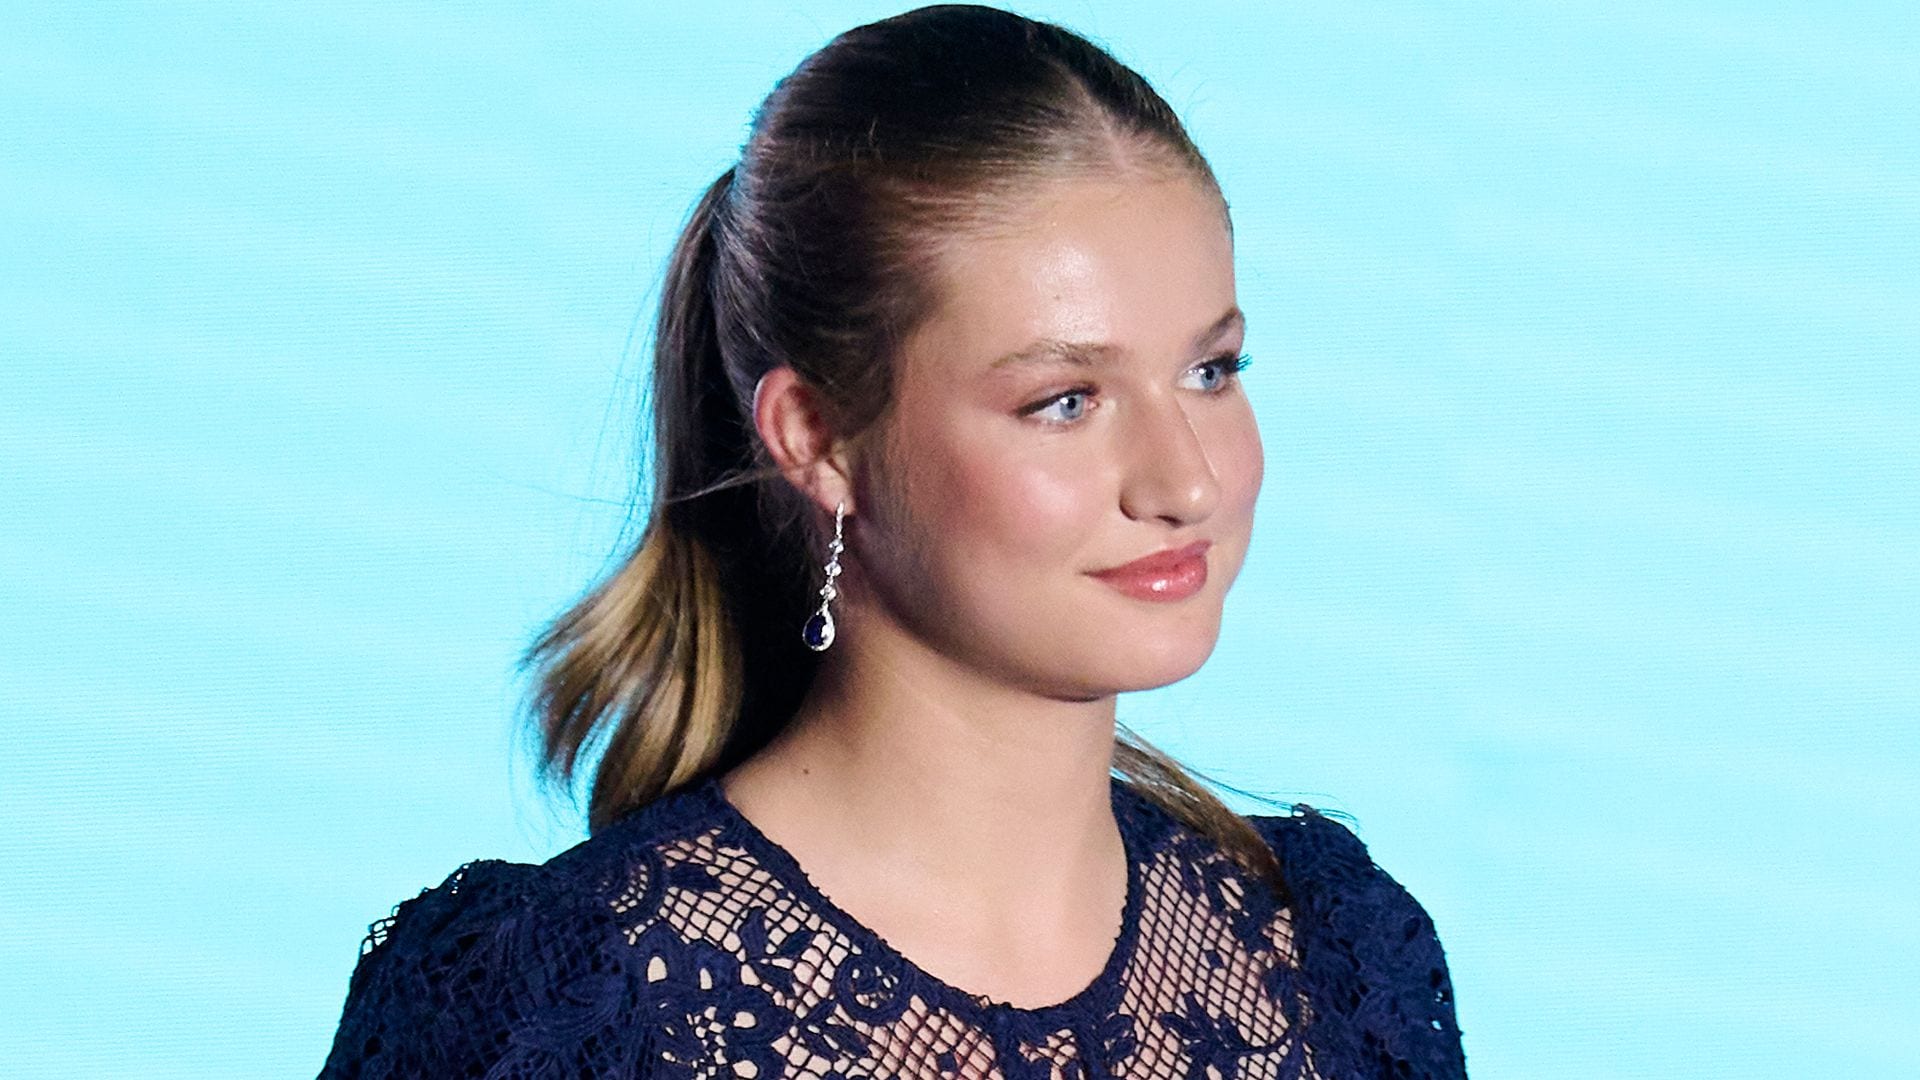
[1089,539,1213,577]
[1087,540,1212,601]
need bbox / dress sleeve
[316,858,649,1079]
[1251,808,1468,1080]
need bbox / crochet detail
[319,778,1465,1078]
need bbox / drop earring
[801,501,845,652]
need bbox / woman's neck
[717,621,1128,973]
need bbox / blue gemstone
[802,610,835,651]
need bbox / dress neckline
[692,773,1149,1028]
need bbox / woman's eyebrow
[1196,306,1245,348]
[987,306,1245,372]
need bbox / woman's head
[528,6,1283,892]
[724,6,1257,698]
[761,169,1259,700]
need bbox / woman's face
[856,171,1262,698]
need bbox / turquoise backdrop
[3,3,1914,1077]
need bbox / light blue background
[4,3,1915,1077]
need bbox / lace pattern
[318,778,1465,1079]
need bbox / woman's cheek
[1221,409,1264,515]
[1242,433,1266,512]
[947,446,1095,558]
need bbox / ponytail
[520,168,814,833]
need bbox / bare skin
[722,168,1263,1008]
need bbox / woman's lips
[1087,540,1211,601]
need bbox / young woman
[319,6,1466,1078]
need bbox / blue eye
[1021,357,1244,428]
[1028,388,1093,425]
[1186,353,1252,392]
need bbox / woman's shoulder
[347,857,549,959]
[1244,802,1439,922]
[1247,802,1395,892]
[341,784,721,962]
[1243,803,1469,1079]
[316,786,723,1078]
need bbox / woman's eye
[1026,388,1093,425]
[1183,353,1252,392]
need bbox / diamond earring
[801,501,845,652]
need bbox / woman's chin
[1102,627,1221,692]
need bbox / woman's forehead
[905,176,1239,374]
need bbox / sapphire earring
[801,501,845,652]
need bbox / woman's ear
[752,366,856,515]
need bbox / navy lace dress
[317,775,1466,1079]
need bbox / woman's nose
[1117,395,1221,526]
